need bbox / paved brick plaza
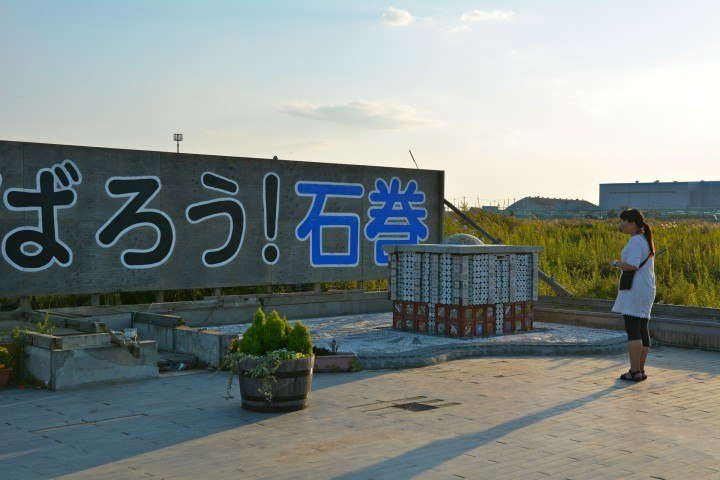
[1,345,719,479]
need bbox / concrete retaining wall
[174,327,234,368]
[536,296,720,351]
[129,290,390,327]
[133,312,183,351]
[25,340,158,390]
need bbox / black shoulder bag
[618,254,651,291]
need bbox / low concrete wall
[538,296,720,321]
[25,340,158,390]
[120,290,391,327]
[536,296,720,351]
[173,327,234,368]
[133,312,183,351]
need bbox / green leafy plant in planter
[0,346,13,388]
[221,308,314,411]
[0,346,11,369]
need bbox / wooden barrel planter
[237,356,314,412]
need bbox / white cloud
[469,127,526,147]
[381,6,415,27]
[460,10,515,23]
[443,25,471,35]
[510,49,531,62]
[281,100,439,130]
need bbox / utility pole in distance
[173,133,183,153]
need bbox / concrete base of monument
[207,312,627,370]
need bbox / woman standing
[611,208,656,382]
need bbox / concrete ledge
[133,312,183,327]
[131,291,392,326]
[534,307,720,351]
[56,333,112,349]
[173,327,234,368]
[539,296,720,322]
[63,319,106,333]
[23,332,113,350]
[39,291,391,328]
[25,340,158,390]
[358,337,627,370]
[132,314,180,352]
[0,309,110,334]
[534,308,624,331]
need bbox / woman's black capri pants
[623,314,650,347]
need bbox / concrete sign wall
[0,141,444,296]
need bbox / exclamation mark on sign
[262,172,280,265]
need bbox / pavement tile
[0,345,718,479]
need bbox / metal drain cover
[392,402,439,412]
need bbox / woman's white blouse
[611,234,656,319]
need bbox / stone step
[157,351,197,372]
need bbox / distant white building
[599,181,720,211]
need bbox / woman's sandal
[619,370,643,382]
[640,370,647,381]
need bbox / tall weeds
[445,211,720,308]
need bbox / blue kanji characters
[365,177,428,265]
[1,160,82,272]
[185,172,246,267]
[96,176,176,269]
[295,181,364,267]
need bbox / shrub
[234,308,265,355]
[261,310,288,353]
[287,321,313,356]
[222,308,314,402]
[0,346,11,369]
[231,308,313,357]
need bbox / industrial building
[599,181,720,211]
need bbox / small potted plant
[313,339,359,373]
[222,308,314,412]
[0,346,13,389]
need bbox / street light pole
[173,133,183,153]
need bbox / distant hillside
[507,197,598,211]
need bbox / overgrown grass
[446,211,720,308]
[3,213,716,310]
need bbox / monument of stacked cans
[386,243,543,337]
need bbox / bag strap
[635,235,652,270]
[637,253,652,270]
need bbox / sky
[2,0,720,207]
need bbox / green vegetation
[229,308,313,357]
[3,212,717,311]
[0,346,11,370]
[223,308,313,402]
[446,211,720,308]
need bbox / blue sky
[2,1,720,206]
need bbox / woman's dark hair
[620,208,655,255]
